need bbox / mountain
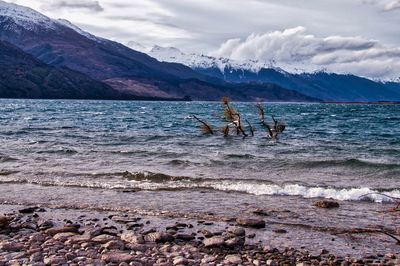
[0,40,118,99]
[148,46,400,102]
[0,1,317,102]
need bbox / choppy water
[0,99,399,203]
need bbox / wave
[297,158,400,169]
[0,155,18,162]
[2,170,399,203]
[36,148,78,155]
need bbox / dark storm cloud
[42,0,104,12]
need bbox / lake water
[0,99,399,255]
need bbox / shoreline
[1,204,399,265]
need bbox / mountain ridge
[0,0,320,102]
[147,45,400,102]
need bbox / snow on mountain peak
[57,19,102,42]
[126,41,148,53]
[0,0,57,31]
[146,44,279,74]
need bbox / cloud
[384,0,400,11]
[212,27,400,80]
[41,0,104,12]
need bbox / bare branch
[192,115,214,135]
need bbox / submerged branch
[192,115,214,135]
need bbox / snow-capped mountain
[0,0,57,31]
[57,19,104,43]
[144,44,400,102]
[126,41,147,53]
[148,45,281,74]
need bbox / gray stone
[103,240,125,250]
[144,232,174,243]
[224,255,242,264]
[173,256,188,265]
[203,236,225,248]
[227,227,246,236]
[53,232,77,242]
[121,232,145,244]
[225,237,245,248]
[45,225,78,236]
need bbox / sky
[4,0,400,80]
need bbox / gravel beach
[0,205,398,266]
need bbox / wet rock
[0,241,24,252]
[18,207,38,214]
[250,208,270,216]
[112,216,140,224]
[228,227,246,236]
[313,200,340,209]
[121,232,145,244]
[38,220,54,230]
[201,229,214,238]
[53,232,77,242]
[225,237,245,248]
[144,232,174,243]
[45,225,78,236]
[0,216,9,228]
[175,234,195,241]
[101,252,134,263]
[224,255,242,264]
[273,229,287,234]
[91,234,117,244]
[236,217,266,228]
[203,236,225,248]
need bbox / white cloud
[384,0,400,11]
[212,27,400,80]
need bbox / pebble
[121,232,145,244]
[101,252,134,263]
[0,210,396,266]
[224,254,242,264]
[236,217,266,228]
[203,236,225,248]
[91,234,117,244]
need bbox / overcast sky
[5,0,400,80]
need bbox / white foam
[210,182,400,203]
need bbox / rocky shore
[0,206,398,266]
